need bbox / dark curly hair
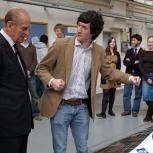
[77,10,104,41]
[131,34,142,42]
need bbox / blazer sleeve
[123,49,134,67]
[100,51,130,84]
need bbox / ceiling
[24,0,153,6]
[4,0,153,9]
[3,0,153,24]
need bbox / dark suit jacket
[0,33,33,137]
[123,47,143,77]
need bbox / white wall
[0,1,79,46]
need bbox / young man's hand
[50,79,65,91]
[129,76,141,86]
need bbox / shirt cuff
[48,78,55,88]
[129,75,133,83]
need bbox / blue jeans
[123,81,142,113]
[51,103,90,153]
[142,79,153,101]
[28,74,39,117]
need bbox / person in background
[0,7,33,153]
[36,10,140,153]
[54,23,65,38]
[31,36,39,46]
[35,34,48,64]
[139,36,153,122]
[97,37,121,118]
[35,34,48,97]
[121,34,143,117]
[18,36,39,119]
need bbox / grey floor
[27,90,153,153]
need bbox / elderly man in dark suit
[36,10,141,153]
[0,8,33,153]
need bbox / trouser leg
[108,88,116,114]
[102,89,109,115]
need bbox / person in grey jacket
[35,34,48,97]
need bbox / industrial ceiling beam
[3,0,153,24]
[73,0,112,9]
[116,0,153,10]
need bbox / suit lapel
[17,50,28,79]
[0,34,27,80]
[7,45,27,80]
[64,37,75,84]
[91,44,99,85]
[91,47,95,86]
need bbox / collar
[21,41,30,48]
[133,46,141,51]
[75,38,94,50]
[0,29,15,48]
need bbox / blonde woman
[139,36,153,122]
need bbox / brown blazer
[36,36,130,119]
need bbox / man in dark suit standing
[0,8,33,153]
[121,34,143,117]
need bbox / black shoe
[143,116,152,122]
[102,114,106,118]
[96,113,102,117]
[132,112,138,117]
[108,111,115,116]
[96,113,106,118]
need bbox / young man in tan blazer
[36,10,140,153]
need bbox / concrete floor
[27,90,153,153]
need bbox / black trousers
[102,88,116,114]
[0,135,28,153]
[145,101,153,118]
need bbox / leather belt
[62,99,86,105]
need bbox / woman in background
[139,36,153,122]
[97,37,121,118]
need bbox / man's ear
[7,21,13,32]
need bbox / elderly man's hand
[130,76,141,86]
